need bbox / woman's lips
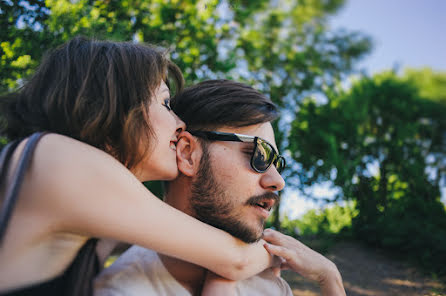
[169,140,177,151]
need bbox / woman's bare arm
[27,134,273,280]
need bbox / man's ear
[176,131,202,177]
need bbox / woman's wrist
[318,264,345,296]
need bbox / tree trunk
[272,191,282,230]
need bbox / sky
[283,0,446,219]
[330,0,446,74]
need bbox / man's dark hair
[171,79,278,131]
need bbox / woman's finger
[263,228,288,246]
[263,242,294,262]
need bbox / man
[95,80,344,295]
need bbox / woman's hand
[263,228,346,296]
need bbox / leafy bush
[288,70,446,276]
[354,196,446,275]
[279,202,357,237]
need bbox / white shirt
[95,245,293,295]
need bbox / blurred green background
[1,0,445,288]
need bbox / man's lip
[256,198,276,210]
[246,193,279,219]
[251,205,271,219]
[250,198,276,211]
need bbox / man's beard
[190,145,279,243]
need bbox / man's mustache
[246,192,280,207]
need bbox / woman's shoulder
[7,133,131,207]
[2,133,90,184]
[31,133,119,172]
[26,133,139,198]
[36,133,105,156]
[9,133,106,164]
[6,132,116,200]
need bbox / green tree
[0,0,50,93]
[289,70,446,273]
[404,68,446,104]
[281,202,356,236]
[4,0,371,87]
[1,0,372,227]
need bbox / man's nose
[260,166,285,191]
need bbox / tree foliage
[0,0,50,92]
[1,0,371,92]
[1,0,371,224]
[289,70,446,274]
[280,202,357,236]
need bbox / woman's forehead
[158,81,169,92]
[154,81,170,99]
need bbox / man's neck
[159,254,206,295]
[162,178,207,295]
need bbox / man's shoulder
[94,246,160,295]
[99,245,159,278]
[111,245,158,266]
[237,269,293,296]
[95,246,191,296]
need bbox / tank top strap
[0,132,48,245]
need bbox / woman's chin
[132,165,179,182]
[159,169,179,181]
[151,165,179,181]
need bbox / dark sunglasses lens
[252,139,274,172]
[275,157,286,173]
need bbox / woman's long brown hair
[0,36,184,169]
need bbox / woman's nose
[174,113,186,133]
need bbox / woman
[0,37,277,295]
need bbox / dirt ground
[282,242,446,296]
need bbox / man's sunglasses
[188,131,286,174]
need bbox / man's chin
[226,223,264,244]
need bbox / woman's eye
[163,98,172,111]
